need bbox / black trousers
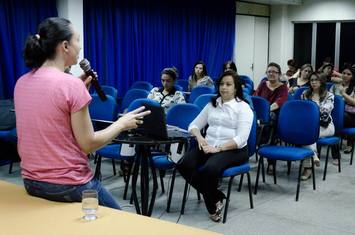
[177,147,248,214]
[344,112,355,146]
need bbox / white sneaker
[209,212,222,222]
[216,201,224,214]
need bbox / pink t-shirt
[14,67,93,185]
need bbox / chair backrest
[174,84,183,91]
[100,85,118,99]
[293,86,308,100]
[176,79,189,91]
[251,96,270,123]
[326,82,333,91]
[332,95,344,135]
[89,94,118,121]
[127,98,160,112]
[248,112,257,157]
[188,86,215,103]
[131,81,153,91]
[166,104,201,130]
[239,75,254,89]
[278,100,320,145]
[121,89,150,112]
[193,94,216,109]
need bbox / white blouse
[188,97,253,148]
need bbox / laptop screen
[134,103,168,139]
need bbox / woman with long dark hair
[330,66,355,153]
[178,71,253,222]
[188,60,214,91]
[15,17,150,208]
[301,73,336,180]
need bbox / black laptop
[130,103,190,141]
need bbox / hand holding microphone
[79,59,107,101]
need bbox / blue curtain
[0,0,57,99]
[84,0,235,97]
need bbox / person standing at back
[14,17,150,209]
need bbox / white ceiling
[241,0,303,5]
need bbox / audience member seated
[177,70,253,222]
[319,63,334,82]
[253,62,288,174]
[147,67,186,112]
[300,73,336,180]
[15,17,150,209]
[286,59,298,78]
[288,63,313,95]
[330,66,355,153]
[222,60,238,73]
[188,61,214,91]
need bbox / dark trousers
[177,147,248,214]
[344,112,355,146]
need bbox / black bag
[320,112,331,128]
[0,99,16,130]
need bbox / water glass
[82,189,98,221]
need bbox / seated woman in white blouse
[177,70,253,222]
[147,67,185,112]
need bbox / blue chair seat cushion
[96,144,125,160]
[342,128,355,135]
[258,146,314,161]
[222,163,250,178]
[317,136,340,145]
[152,155,175,169]
[0,128,17,142]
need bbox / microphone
[79,59,107,101]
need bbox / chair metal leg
[222,176,234,224]
[180,181,189,215]
[254,156,262,195]
[296,160,303,201]
[8,161,13,174]
[197,191,201,201]
[261,156,265,183]
[287,161,291,175]
[273,161,277,184]
[111,159,116,175]
[159,170,165,194]
[247,172,254,209]
[323,146,330,181]
[311,157,316,190]
[238,174,244,192]
[338,145,341,173]
[94,155,102,181]
[166,168,176,212]
[350,141,354,165]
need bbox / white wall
[269,0,355,72]
[57,0,84,76]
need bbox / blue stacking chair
[89,94,119,177]
[174,84,183,92]
[254,100,320,201]
[239,75,254,90]
[153,103,201,212]
[120,89,150,113]
[188,86,215,103]
[0,128,18,173]
[317,95,343,180]
[180,108,257,223]
[293,86,308,100]
[176,79,189,91]
[326,82,334,91]
[131,81,153,91]
[251,96,271,161]
[101,85,118,100]
[193,94,216,109]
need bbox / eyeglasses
[310,78,320,82]
[267,70,279,74]
[161,79,173,83]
